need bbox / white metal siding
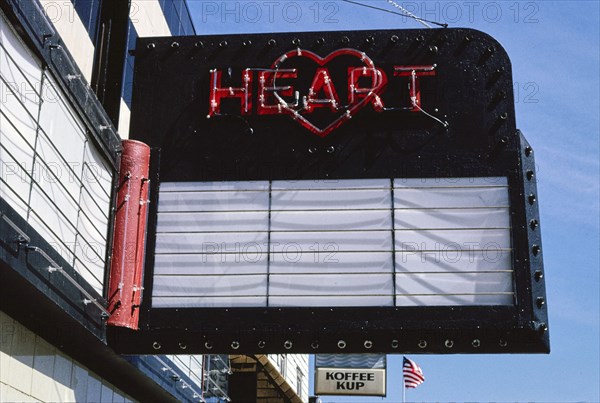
[0,11,113,294]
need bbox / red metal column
[107,140,151,329]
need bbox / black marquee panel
[107,28,549,354]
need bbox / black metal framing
[109,28,549,354]
[91,0,131,127]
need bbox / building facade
[0,1,308,401]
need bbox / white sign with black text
[315,368,386,396]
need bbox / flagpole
[402,356,406,403]
[403,379,406,403]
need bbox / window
[296,366,304,399]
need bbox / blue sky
[186,1,600,401]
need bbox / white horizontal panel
[394,187,509,208]
[396,251,512,272]
[158,190,269,212]
[271,189,391,210]
[0,146,31,218]
[0,90,38,153]
[155,232,269,254]
[35,131,83,201]
[395,229,512,250]
[154,254,268,276]
[157,211,269,233]
[270,231,392,252]
[270,252,393,274]
[395,272,514,296]
[79,187,109,233]
[270,210,392,231]
[152,296,267,308]
[395,294,513,306]
[0,177,28,218]
[394,177,508,188]
[272,178,390,190]
[73,242,104,294]
[76,213,107,259]
[269,274,394,296]
[27,212,76,266]
[394,208,510,229]
[153,275,267,296]
[0,13,43,97]
[82,142,113,201]
[270,295,393,307]
[0,64,40,118]
[38,75,87,171]
[29,182,78,243]
[160,181,269,192]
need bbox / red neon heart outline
[270,48,386,138]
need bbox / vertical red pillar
[107,140,151,329]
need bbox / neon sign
[209,48,438,137]
[122,29,549,355]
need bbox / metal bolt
[390,35,399,43]
[341,36,350,44]
[258,341,266,348]
[194,41,204,48]
[231,341,240,349]
[528,194,536,205]
[526,170,535,181]
[204,342,213,350]
[536,297,545,308]
[268,39,277,46]
[364,340,373,349]
[529,219,539,230]
[337,340,347,349]
[311,341,319,349]
[418,340,427,349]
[178,343,187,350]
[152,342,161,350]
[292,38,301,46]
[472,339,481,348]
[391,339,399,348]
[147,43,156,50]
[525,146,533,156]
[284,340,293,350]
[532,244,541,256]
[445,339,454,348]
[219,41,228,48]
[243,40,252,46]
[534,270,543,282]
[499,339,508,347]
[171,42,180,49]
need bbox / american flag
[403,357,425,388]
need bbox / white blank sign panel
[152,178,514,308]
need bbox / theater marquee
[108,28,549,355]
